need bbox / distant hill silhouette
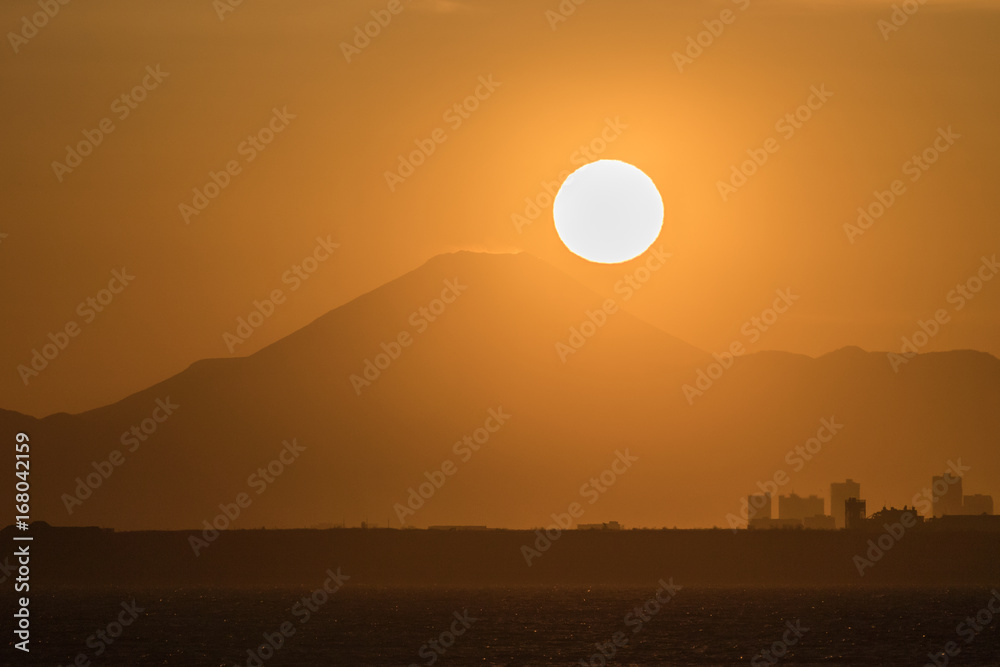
[3,252,998,530]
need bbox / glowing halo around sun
[553,159,664,264]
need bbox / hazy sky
[2,0,999,417]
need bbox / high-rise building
[962,494,994,515]
[748,493,772,521]
[845,497,866,530]
[778,494,824,520]
[932,472,963,517]
[830,479,861,529]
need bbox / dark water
[18,586,1000,666]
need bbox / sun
[553,160,664,264]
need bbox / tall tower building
[845,498,866,530]
[748,493,772,521]
[778,494,824,520]
[830,479,861,529]
[932,472,963,517]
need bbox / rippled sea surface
[21,586,1000,665]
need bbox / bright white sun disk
[553,160,663,264]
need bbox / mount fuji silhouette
[4,252,998,530]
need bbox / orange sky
[2,0,999,417]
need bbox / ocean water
[20,586,1000,666]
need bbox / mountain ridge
[3,250,997,530]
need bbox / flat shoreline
[9,524,1000,587]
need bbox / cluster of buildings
[747,474,997,531]
[578,521,623,531]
